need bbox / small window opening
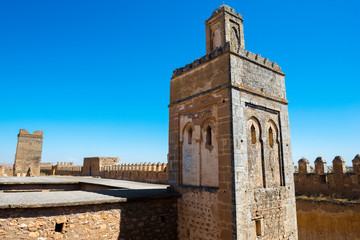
[251,125,256,144]
[188,128,193,145]
[206,126,212,146]
[269,127,274,148]
[55,222,64,233]
[255,219,262,236]
[160,216,166,223]
[319,175,327,184]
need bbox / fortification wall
[39,160,168,184]
[40,162,82,176]
[55,162,82,176]
[296,198,360,240]
[82,157,120,177]
[101,162,168,184]
[294,154,360,199]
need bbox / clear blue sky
[0,0,359,166]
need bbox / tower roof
[210,5,242,19]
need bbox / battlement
[40,162,82,176]
[101,162,167,173]
[18,129,43,137]
[57,162,74,167]
[172,42,283,78]
[101,162,168,184]
[294,154,360,199]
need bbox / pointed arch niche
[200,119,218,187]
[265,120,284,187]
[247,117,265,188]
[181,123,200,186]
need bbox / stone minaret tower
[168,5,297,240]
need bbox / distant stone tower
[168,5,297,240]
[14,129,43,177]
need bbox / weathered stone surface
[13,129,43,177]
[82,157,120,176]
[0,197,177,240]
[296,199,360,240]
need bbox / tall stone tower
[13,129,43,177]
[168,5,297,240]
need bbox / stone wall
[39,160,168,184]
[13,129,43,176]
[294,155,360,199]
[0,197,177,240]
[40,162,82,176]
[0,165,13,177]
[296,198,360,240]
[101,162,168,184]
[82,157,120,176]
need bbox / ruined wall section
[170,54,235,239]
[230,53,297,239]
[13,129,43,177]
[294,155,360,199]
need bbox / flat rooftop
[0,176,175,209]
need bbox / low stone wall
[296,198,360,240]
[0,196,177,240]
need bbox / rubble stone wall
[0,197,177,240]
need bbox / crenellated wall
[40,162,82,176]
[100,162,168,184]
[294,154,360,199]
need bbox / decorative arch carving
[247,117,265,188]
[212,28,221,49]
[231,27,239,51]
[181,122,200,186]
[265,119,284,187]
[200,118,218,187]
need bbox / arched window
[231,27,239,50]
[206,126,212,147]
[251,124,256,144]
[269,127,274,148]
[188,128,193,145]
[212,29,221,49]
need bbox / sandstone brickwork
[13,129,43,177]
[169,5,297,239]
